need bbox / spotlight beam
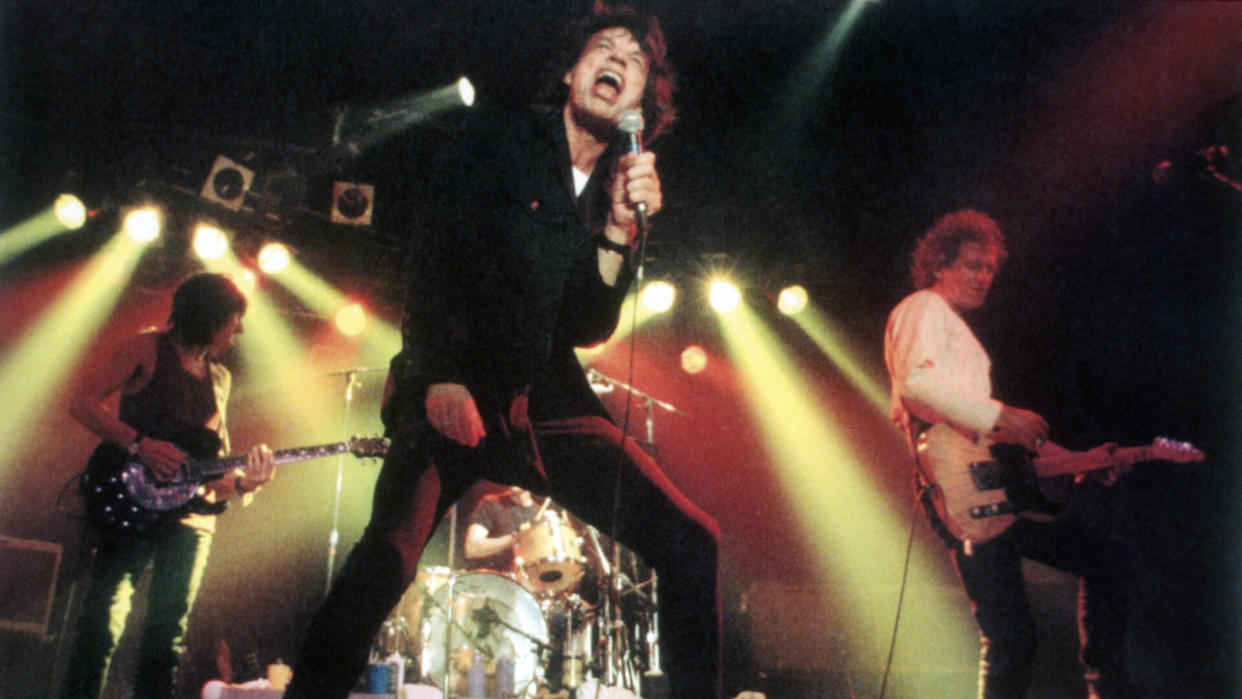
[0,233,147,457]
[330,77,476,158]
[716,303,976,695]
[266,259,401,362]
[791,306,890,413]
[0,207,80,266]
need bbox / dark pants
[286,414,721,698]
[953,515,1132,699]
[61,523,213,699]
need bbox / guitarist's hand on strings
[991,405,1049,453]
[426,383,487,448]
[234,444,276,493]
[136,437,190,483]
[1081,442,1127,486]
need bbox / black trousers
[953,515,1133,699]
[286,413,721,698]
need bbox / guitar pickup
[968,460,1005,490]
[968,501,1016,519]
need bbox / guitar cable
[56,471,88,521]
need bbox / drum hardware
[582,526,660,695]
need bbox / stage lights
[53,194,88,230]
[331,182,374,226]
[639,280,676,313]
[256,242,292,275]
[122,207,162,243]
[200,155,255,211]
[708,279,742,314]
[192,223,230,261]
[777,285,809,315]
[335,302,367,336]
[680,345,707,374]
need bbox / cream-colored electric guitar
[916,423,1203,544]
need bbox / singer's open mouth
[595,70,623,95]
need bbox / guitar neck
[186,443,347,481]
[1031,446,1153,479]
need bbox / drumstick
[533,496,552,521]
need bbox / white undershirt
[572,167,590,197]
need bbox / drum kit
[374,508,661,698]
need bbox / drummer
[463,486,544,574]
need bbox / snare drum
[513,510,586,596]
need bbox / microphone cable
[607,224,652,560]
[877,477,932,699]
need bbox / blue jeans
[61,523,213,699]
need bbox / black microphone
[616,109,648,233]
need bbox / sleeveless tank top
[119,333,222,442]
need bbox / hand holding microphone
[608,109,662,244]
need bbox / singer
[283,5,721,698]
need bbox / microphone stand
[586,368,686,449]
[323,367,384,597]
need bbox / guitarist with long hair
[884,210,1135,698]
[61,272,275,699]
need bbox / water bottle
[493,655,513,698]
[466,652,485,698]
[385,650,404,694]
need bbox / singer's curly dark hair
[536,2,676,143]
[910,209,1009,290]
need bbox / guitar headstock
[348,435,390,460]
[1151,437,1205,464]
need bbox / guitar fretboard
[184,443,349,481]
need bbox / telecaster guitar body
[916,423,1203,545]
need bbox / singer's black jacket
[384,102,635,432]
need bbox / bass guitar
[916,423,1203,544]
[83,427,388,539]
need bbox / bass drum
[418,572,548,696]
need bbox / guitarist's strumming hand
[991,405,1050,452]
[135,437,190,483]
[427,383,487,448]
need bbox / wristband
[595,234,631,255]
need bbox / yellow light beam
[790,305,890,413]
[0,207,76,266]
[716,302,976,694]
[266,259,401,367]
[0,232,147,457]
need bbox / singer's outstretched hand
[607,150,661,243]
[426,382,487,447]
